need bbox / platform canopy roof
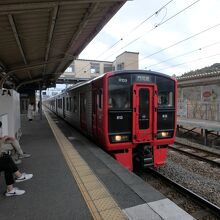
[0,0,126,92]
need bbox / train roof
[69,69,173,87]
[112,70,174,80]
[54,70,175,97]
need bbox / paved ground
[0,112,194,220]
[0,114,92,220]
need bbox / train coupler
[136,145,154,168]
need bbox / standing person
[0,153,33,196]
[27,102,34,121]
[37,101,41,113]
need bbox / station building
[43,51,139,98]
[59,51,139,82]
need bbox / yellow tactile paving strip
[44,110,127,220]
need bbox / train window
[158,91,174,107]
[108,75,131,110]
[83,98,87,112]
[98,90,103,109]
[156,77,174,108]
[58,99,62,108]
[80,94,86,113]
[93,92,97,113]
[139,89,149,129]
[108,88,130,109]
[73,96,78,113]
[66,97,72,111]
[66,97,69,111]
[69,97,72,111]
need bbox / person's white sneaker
[5,188,25,197]
[19,153,31,159]
[15,173,33,183]
[14,159,22,164]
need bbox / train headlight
[115,135,122,141]
[110,135,130,143]
[157,131,172,139]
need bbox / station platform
[177,117,220,145]
[0,110,193,220]
[177,117,220,132]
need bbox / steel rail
[174,141,220,156]
[148,168,220,217]
[169,143,220,167]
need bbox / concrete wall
[178,85,220,102]
[178,85,220,121]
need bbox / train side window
[69,97,72,111]
[80,94,86,113]
[84,98,87,112]
[58,99,62,108]
[98,90,103,109]
[66,97,69,111]
[92,92,97,113]
[73,96,78,113]
[66,97,72,111]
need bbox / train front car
[104,70,176,171]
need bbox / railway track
[169,141,220,167]
[137,168,220,220]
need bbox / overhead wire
[142,22,220,59]
[104,0,201,60]
[74,0,176,76]
[145,40,220,69]
[99,0,175,60]
[126,0,174,35]
[123,22,220,69]
[154,52,220,72]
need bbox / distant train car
[44,70,177,170]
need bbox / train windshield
[158,91,174,107]
[108,73,175,109]
[108,75,131,110]
[156,77,175,108]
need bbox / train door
[63,97,66,118]
[132,84,157,143]
[80,93,87,131]
[92,89,98,137]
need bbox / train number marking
[116,115,123,120]
[118,78,127,83]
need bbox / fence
[178,99,220,121]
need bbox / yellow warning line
[44,110,127,220]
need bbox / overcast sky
[79,0,220,76]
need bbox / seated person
[0,153,33,196]
[0,121,30,164]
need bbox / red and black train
[44,70,177,170]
